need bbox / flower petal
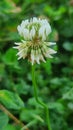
[45,42,56,46]
[47,48,57,54]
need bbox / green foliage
[4,124,16,130]
[0,90,24,109]
[63,42,73,51]
[3,48,20,69]
[0,112,9,130]
[0,0,73,130]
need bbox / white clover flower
[14,17,56,65]
[30,27,36,40]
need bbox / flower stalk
[13,17,56,129]
[31,65,52,130]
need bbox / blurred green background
[0,0,73,130]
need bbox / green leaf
[0,90,24,110]
[62,88,73,101]
[68,102,73,110]
[42,59,52,75]
[0,0,21,14]
[20,108,43,123]
[0,112,9,130]
[0,63,5,77]
[3,48,20,69]
[63,42,73,51]
[58,19,73,37]
[50,78,62,86]
[48,102,65,114]
[4,124,16,130]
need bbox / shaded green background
[0,0,73,130]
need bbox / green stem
[31,65,52,130]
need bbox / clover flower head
[13,17,56,65]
